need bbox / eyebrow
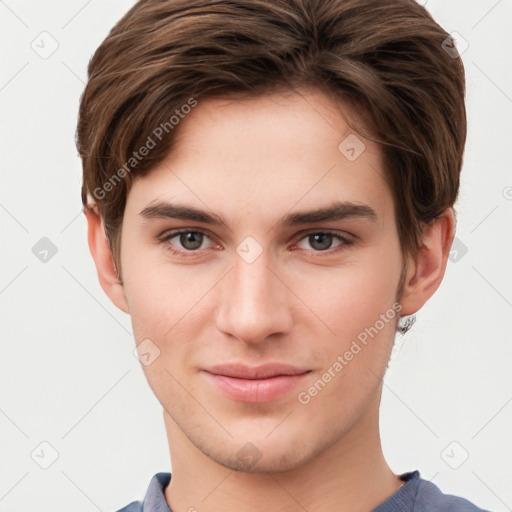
[139,200,378,228]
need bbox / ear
[399,208,456,315]
[85,207,129,314]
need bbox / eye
[296,231,352,253]
[160,230,213,253]
[158,228,353,258]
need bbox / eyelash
[158,229,354,259]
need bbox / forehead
[125,88,392,227]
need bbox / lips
[202,363,311,403]
[204,363,311,380]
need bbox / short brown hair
[76,0,466,277]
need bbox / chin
[198,427,322,474]
[213,445,312,474]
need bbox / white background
[1,0,511,511]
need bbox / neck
[163,388,402,512]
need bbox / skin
[86,88,454,512]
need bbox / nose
[215,249,293,345]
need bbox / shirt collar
[142,472,172,512]
[141,470,420,512]
[371,470,420,511]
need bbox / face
[118,88,405,472]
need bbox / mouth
[202,363,312,403]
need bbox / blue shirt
[116,470,492,512]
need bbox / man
[77,0,491,510]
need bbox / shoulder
[114,502,143,512]
[373,471,493,512]
[415,478,492,511]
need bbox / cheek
[124,263,207,396]
[122,243,205,332]
[295,264,400,418]
[290,255,401,342]
[123,258,220,385]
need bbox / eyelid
[158,228,218,248]
[290,229,354,254]
[291,228,354,243]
